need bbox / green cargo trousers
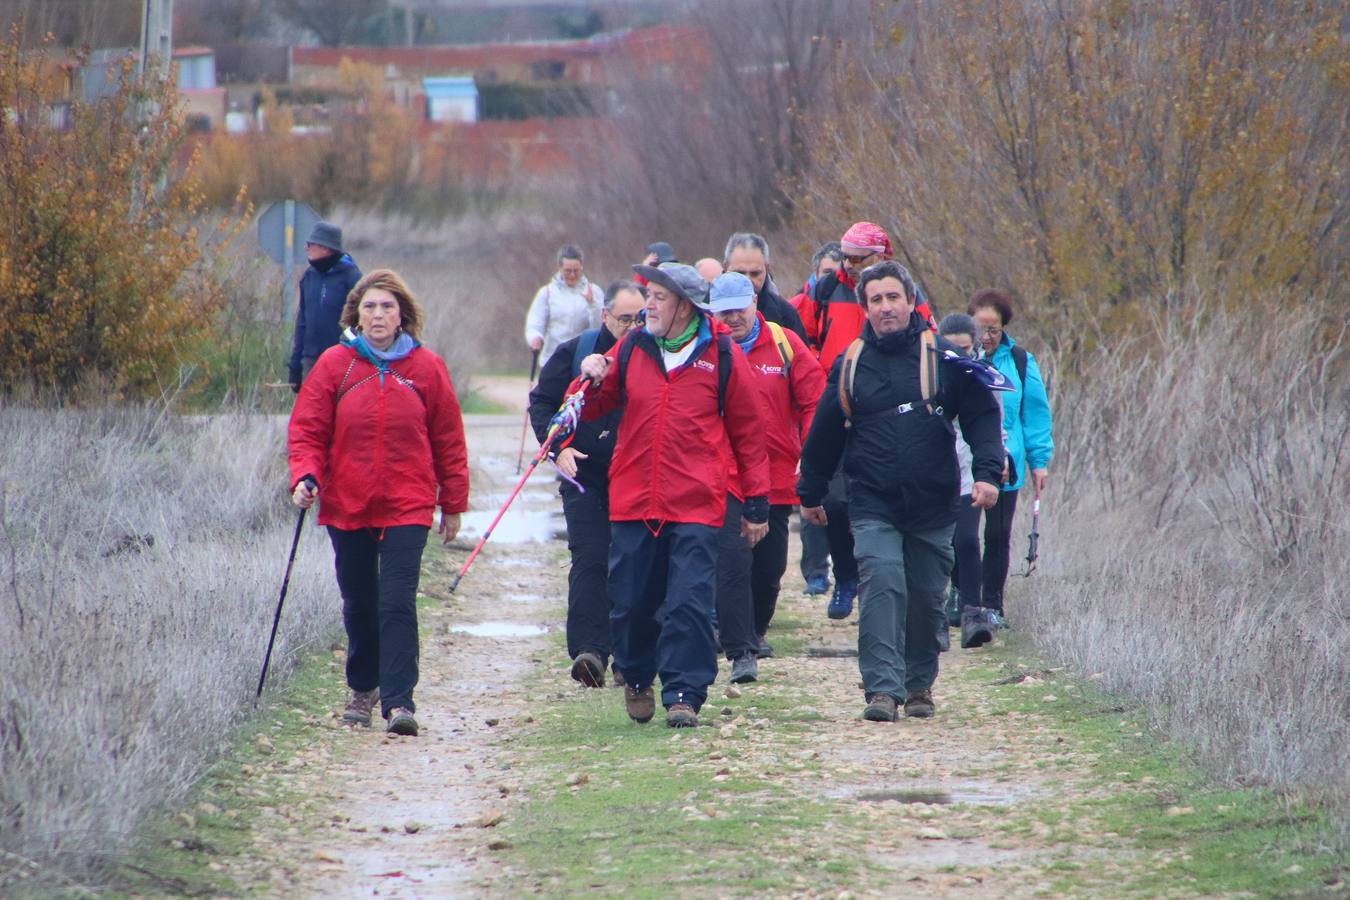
[852,518,956,704]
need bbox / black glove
[289,368,302,394]
[742,496,769,525]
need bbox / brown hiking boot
[570,650,605,688]
[665,703,698,728]
[341,687,379,727]
[904,689,935,718]
[624,685,655,723]
[386,707,419,736]
[863,693,898,722]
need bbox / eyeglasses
[842,252,874,266]
[979,326,1003,336]
[607,313,638,326]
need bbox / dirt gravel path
[199,376,1326,897]
[241,389,560,897]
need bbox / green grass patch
[457,387,512,415]
[496,690,861,897]
[969,638,1347,896]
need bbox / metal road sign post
[257,200,321,320]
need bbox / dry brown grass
[1010,297,1350,829]
[0,405,335,889]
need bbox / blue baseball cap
[708,272,756,313]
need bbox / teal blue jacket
[984,335,1054,492]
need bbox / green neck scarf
[654,313,700,352]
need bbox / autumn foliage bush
[0,31,246,398]
[798,0,1349,334]
[192,59,420,212]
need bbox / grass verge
[110,641,350,898]
[494,608,1347,897]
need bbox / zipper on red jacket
[646,376,671,530]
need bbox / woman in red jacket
[288,269,470,737]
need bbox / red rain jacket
[735,316,825,505]
[288,343,470,530]
[580,320,770,528]
[798,268,934,370]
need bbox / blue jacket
[288,254,362,383]
[984,334,1053,492]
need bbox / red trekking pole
[514,349,541,475]
[452,379,589,593]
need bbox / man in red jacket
[577,262,771,729]
[707,272,825,683]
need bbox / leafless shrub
[1010,296,1350,830]
[0,405,335,890]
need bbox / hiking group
[283,218,1053,734]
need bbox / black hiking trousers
[751,504,793,637]
[980,489,1019,611]
[715,494,758,661]
[561,479,612,663]
[823,469,858,584]
[951,495,983,604]
[328,524,428,718]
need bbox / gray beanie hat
[307,221,343,252]
[632,262,709,309]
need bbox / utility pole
[138,0,174,82]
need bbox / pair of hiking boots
[863,689,935,722]
[342,688,418,736]
[623,685,698,728]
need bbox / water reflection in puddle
[457,509,566,544]
[855,789,953,805]
[450,622,548,638]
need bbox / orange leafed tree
[0,29,243,397]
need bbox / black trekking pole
[1019,495,1041,577]
[256,476,316,700]
[514,348,542,475]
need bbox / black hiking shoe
[730,654,759,684]
[960,606,994,649]
[624,685,655,723]
[945,586,963,627]
[665,703,699,728]
[757,634,774,659]
[904,689,935,718]
[386,707,419,736]
[863,693,898,722]
[341,687,379,727]
[570,650,605,688]
[936,622,951,653]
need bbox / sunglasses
[842,252,874,266]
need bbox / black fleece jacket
[757,280,808,344]
[528,327,621,492]
[797,314,1003,533]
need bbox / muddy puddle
[828,781,1032,807]
[449,622,549,638]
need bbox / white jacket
[524,274,603,363]
[955,393,1008,496]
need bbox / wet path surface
[258,404,562,898]
[221,377,1172,897]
